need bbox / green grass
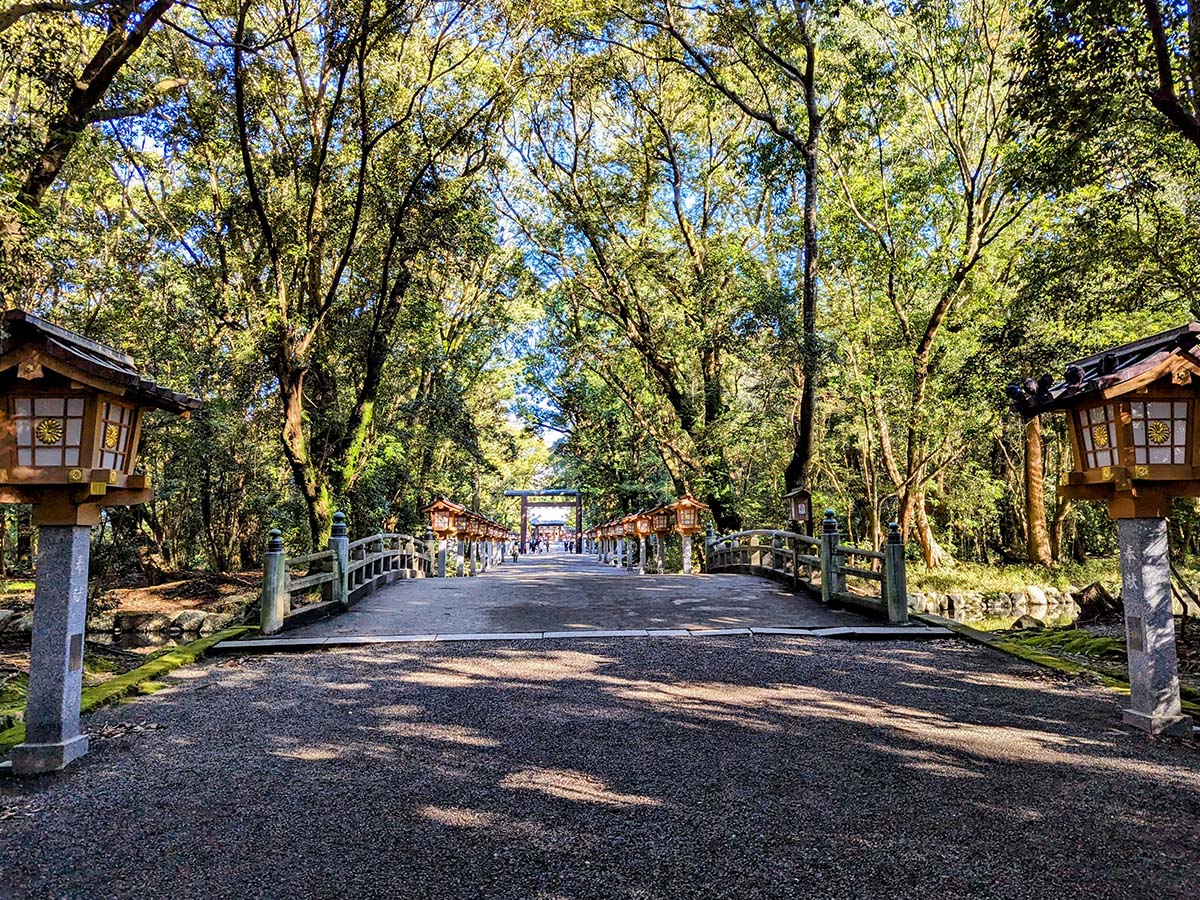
[907,558,1121,595]
[0,625,254,753]
[0,579,35,594]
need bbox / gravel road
[2,635,1197,899]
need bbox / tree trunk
[785,143,820,491]
[1024,417,1053,567]
[913,492,952,568]
[278,364,333,548]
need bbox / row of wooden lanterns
[586,495,710,574]
[588,495,709,542]
[423,497,514,543]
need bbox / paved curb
[0,625,256,754]
[211,624,953,654]
[913,612,1200,717]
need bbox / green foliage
[2,0,1199,576]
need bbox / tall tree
[644,0,832,493]
[1018,0,1200,158]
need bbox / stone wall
[1,592,256,638]
[908,584,1080,622]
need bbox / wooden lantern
[1011,323,1200,518]
[634,512,652,537]
[0,311,200,525]
[784,487,812,533]
[667,494,709,535]
[651,506,671,534]
[1012,322,1200,737]
[0,312,201,776]
[424,498,465,539]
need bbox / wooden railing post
[329,512,350,611]
[790,535,801,590]
[260,529,288,635]
[820,510,840,606]
[351,544,364,588]
[884,522,909,624]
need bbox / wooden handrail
[705,515,908,625]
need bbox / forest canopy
[1,0,1197,575]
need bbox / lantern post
[423,498,464,578]
[629,516,640,570]
[1012,324,1200,737]
[634,512,652,575]
[450,512,465,576]
[651,506,670,574]
[465,515,478,576]
[667,495,710,575]
[0,312,200,774]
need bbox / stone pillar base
[1122,708,1194,737]
[10,734,89,776]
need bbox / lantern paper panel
[12,397,85,468]
[1078,404,1119,470]
[98,401,135,471]
[1130,401,1188,466]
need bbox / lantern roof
[1011,323,1200,417]
[0,310,202,413]
[422,497,466,514]
[783,486,810,499]
[667,494,710,512]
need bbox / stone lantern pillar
[1012,324,1200,736]
[0,311,200,774]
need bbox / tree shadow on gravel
[1,636,1198,900]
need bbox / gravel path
[2,636,1197,899]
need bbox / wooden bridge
[248,508,926,648]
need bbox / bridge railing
[260,513,435,635]
[706,510,908,625]
[706,529,822,586]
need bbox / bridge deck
[286,550,865,639]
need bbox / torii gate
[504,489,582,553]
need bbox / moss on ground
[1007,628,1128,661]
[920,614,1200,717]
[0,625,254,753]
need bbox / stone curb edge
[210,625,954,654]
[0,625,256,754]
[913,612,1200,717]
